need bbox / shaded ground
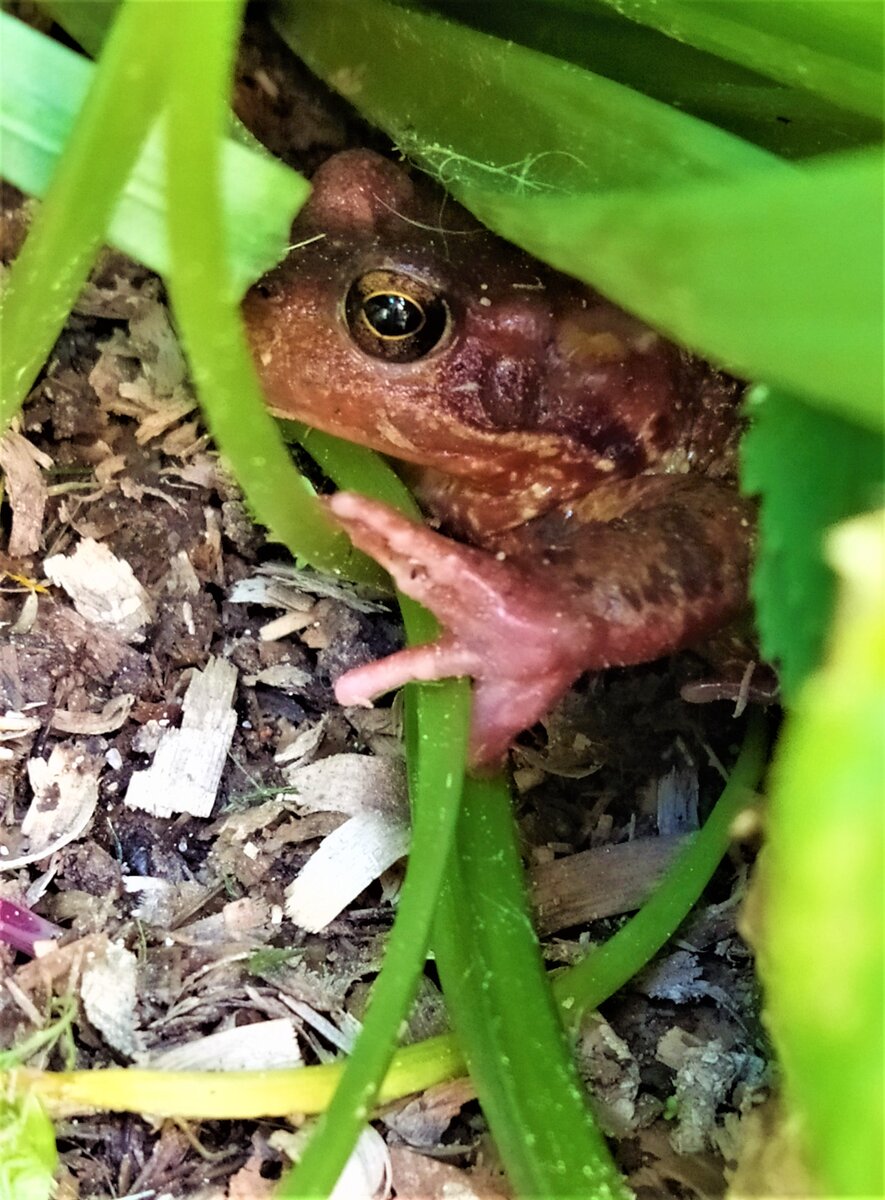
[0,14,773,1199]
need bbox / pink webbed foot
[325,492,587,769]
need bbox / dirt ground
[0,14,775,1199]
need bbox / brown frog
[244,150,754,767]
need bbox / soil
[0,13,773,1199]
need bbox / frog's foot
[325,492,586,768]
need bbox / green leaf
[741,386,885,700]
[591,0,884,120]
[759,510,885,1197]
[421,0,883,158]
[0,12,306,300]
[0,1092,58,1200]
[0,5,168,429]
[277,0,780,192]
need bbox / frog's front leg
[326,479,753,768]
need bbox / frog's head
[244,151,731,532]
[246,154,602,487]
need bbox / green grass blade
[556,712,768,1017]
[276,431,472,1197]
[434,774,631,1199]
[0,5,167,427]
[163,1,380,584]
[0,12,305,309]
[278,678,470,1199]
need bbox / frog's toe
[335,645,574,770]
[333,640,480,707]
[326,490,587,768]
[325,491,514,624]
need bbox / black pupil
[363,293,423,338]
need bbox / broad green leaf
[742,386,885,700]
[759,510,885,1197]
[592,0,884,120]
[476,149,884,432]
[277,0,883,429]
[1,4,174,430]
[278,0,780,193]
[422,0,883,158]
[0,12,307,296]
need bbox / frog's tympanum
[244,151,753,767]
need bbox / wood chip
[172,896,270,947]
[228,573,316,613]
[44,537,154,642]
[122,877,210,928]
[383,1078,475,1147]
[274,715,329,766]
[0,428,50,557]
[9,590,39,634]
[258,610,317,641]
[243,663,312,692]
[650,764,700,835]
[124,656,237,818]
[81,940,143,1058]
[0,743,102,871]
[50,692,134,735]
[0,711,42,741]
[227,1152,276,1200]
[529,835,687,935]
[36,601,147,684]
[233,562,388,614]
[285,810,409,932]
[279,753,409,930]
[144,1018,302,1072]
[12,933,110,1005]
[282,753,407,817]
[162,549,201,597]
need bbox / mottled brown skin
[244,150,753,766]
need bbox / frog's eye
[346,270,449,362]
